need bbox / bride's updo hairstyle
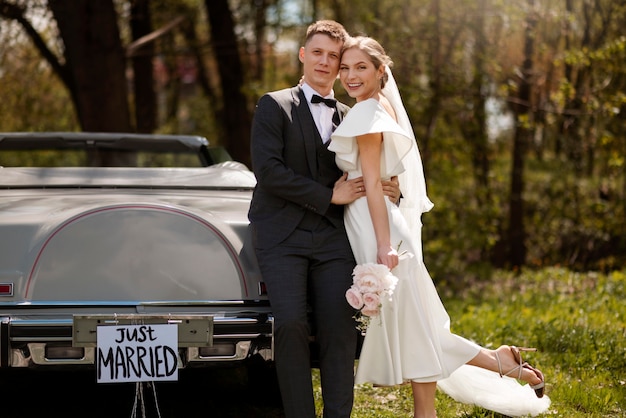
[341,36,393,88]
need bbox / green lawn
[314,267,626,417]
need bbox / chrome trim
[7,318,73,327]
[12,336,72,342]
[7,318,75,343]
[0,300,269,307]
[5,315,267,327]
[256,348,273,362]
[20,344,185,368]
[10,346,30,367]
[28,343,94,365]
[214,334,262,339]
[10,342,257,367]
[1,314,275,367]
[187,341,251,362]
[214,317,262,324]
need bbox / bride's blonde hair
[341,36,393,88]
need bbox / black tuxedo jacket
[248,85,350,249]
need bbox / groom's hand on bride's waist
[382,176,401,205]
[331,173,366,205]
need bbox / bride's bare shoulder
[379,95,397,122]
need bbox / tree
[0,0,254,166]
[129,0,157,134]
[506,0,536,268]
[204,0,253,167]
[47,0,131,133]
[0,0,132,164]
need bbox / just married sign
[96,324,179,383]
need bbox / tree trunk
[204,0,253,168]
[466,0,490,194]
[253,0,267,82]
[180,13,217,105]
[48,0,131,134]
[507,0,536,268]
[130,0,157,134]
[421,0,441,167]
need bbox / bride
[329,35,551,418]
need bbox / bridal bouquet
[345,262,399,335]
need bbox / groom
[248,20,400,418]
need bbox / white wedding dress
[329,69,550,417]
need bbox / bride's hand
[377,246,398,270]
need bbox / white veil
[381,66,434,240]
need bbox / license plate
[72,314,213,347]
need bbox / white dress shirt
[302,83,336,144]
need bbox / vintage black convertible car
[0,132,274,381]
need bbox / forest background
[1,0,625,285]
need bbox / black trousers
[254,219,358,418]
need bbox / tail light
[0,283,13,296]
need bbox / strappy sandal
[495,346,546,398]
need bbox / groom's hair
[305,20,348,45]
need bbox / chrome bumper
[0,314,274,368]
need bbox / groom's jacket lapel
[292,86,319,179]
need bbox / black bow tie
[311,94,337,108]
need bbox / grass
[313,267,626,417]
